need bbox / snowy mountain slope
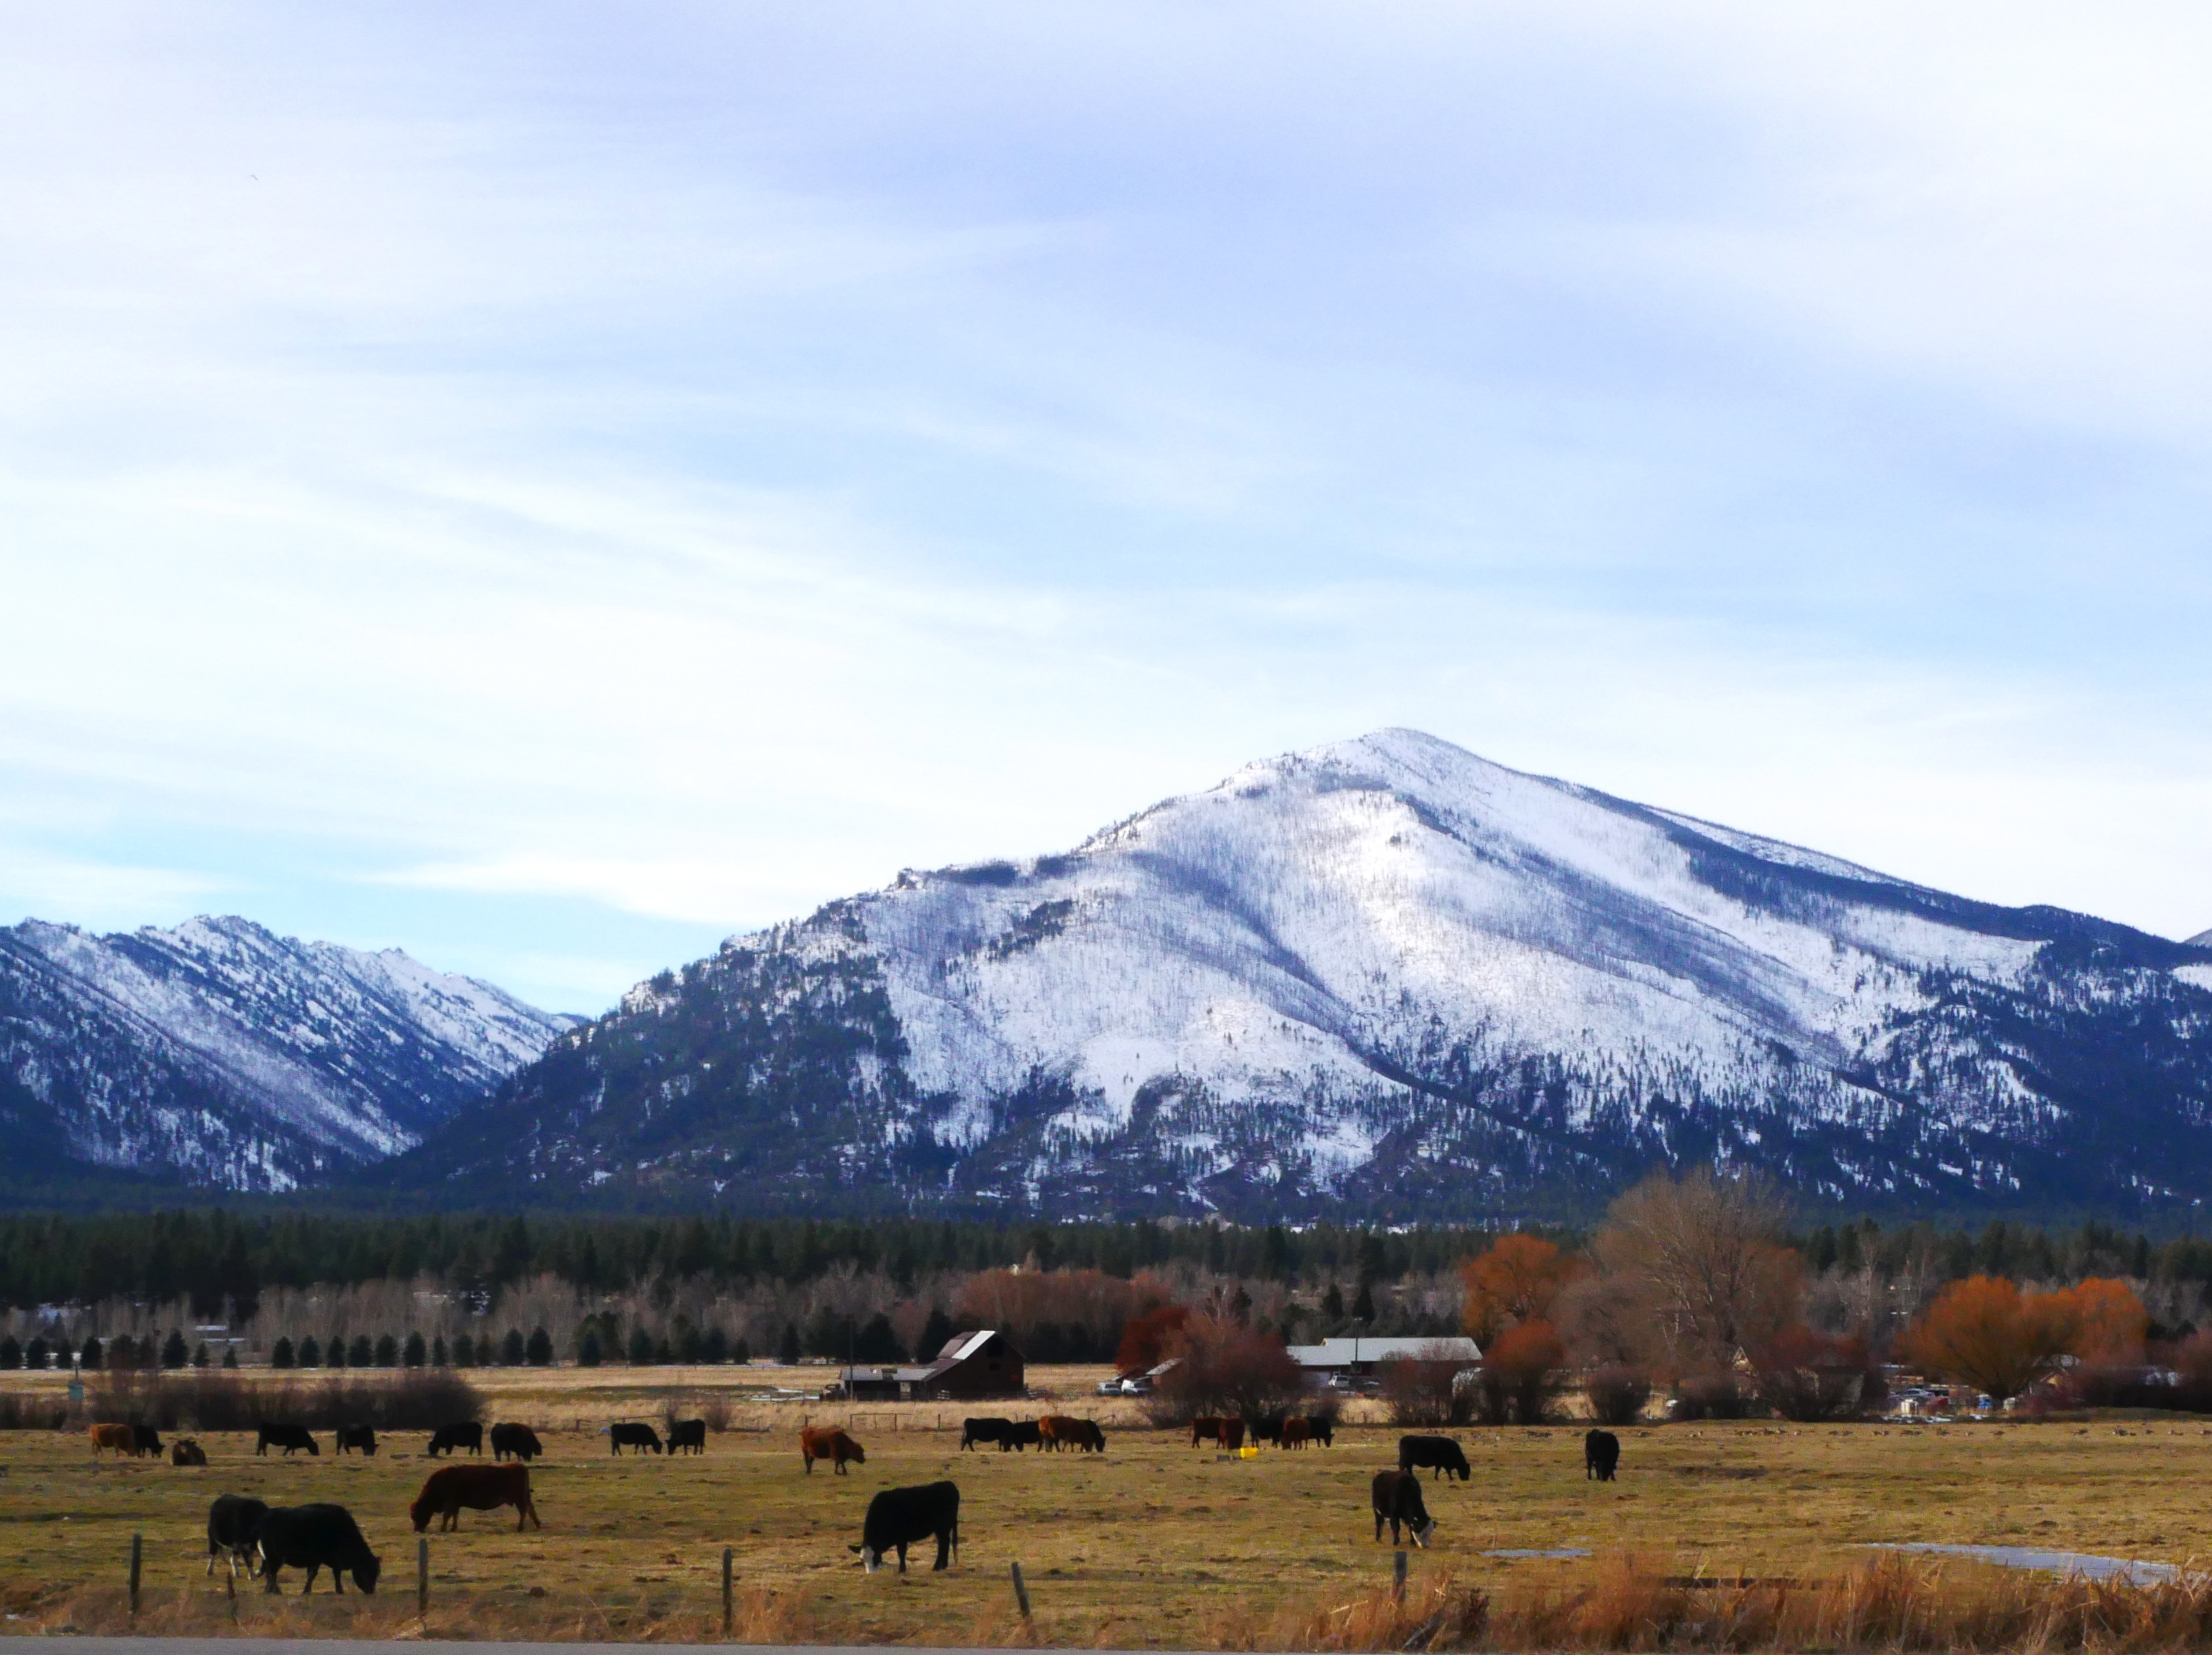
[2190,928,2212,948]
[382,731,2212,1220]
[0,916,578,1193]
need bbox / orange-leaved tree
[1459,1234,1584,1344]
[2044,1278,2149,1363]
[1903,1276,2072,1401]
[1115,1304,1192,1378]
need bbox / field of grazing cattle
[8,1378,2212,1646]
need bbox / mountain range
[7,731,2209,1220]
[0,916,576,1196]
[370,730,2212,1222]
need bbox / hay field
[5,1372,2212,1645]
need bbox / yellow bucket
[1239,1444,1260,1459]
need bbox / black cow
[256,1503,381,1595]
[1372,1470,1436,1547]
[131,1424,163,1458]
[205,1493,270,1579]
[667,1419,706,1454]
[428,1421,484,1457]
[608,1422,663,1455]
[491,1422,544,1462]
[1304,1414,1336,1447]
[336,1425,378,1457]
[1005,1420,1042,1452]
[1398,1435,1472,1481]
[850,1480,961,1575]
[256,1423,319,1457]
[1585,1428,1621,1482]
[960,1416,1011,1451]
[1243,1414,1287,1446]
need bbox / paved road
[54,1644,1114,1655]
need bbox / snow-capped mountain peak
[0,916,576,1192]
[385,731,2212,1221]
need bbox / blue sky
[4,2,2209,1012]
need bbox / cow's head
[850,1544,881,1574]
[353,1553,381,1595]
[1412,1517,1435,1550]
[847,1442,866,1464]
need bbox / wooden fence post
[128,1533,142,1616]
[1010,1561,1033,1620]
[417,1535,430,1617]
[722,1546,733,1634]
[1394,1549,1408,1601]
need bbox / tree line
[3,1208,2206,1317]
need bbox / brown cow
[1281,1418,1312,1450]
[800,1426,865,1476]
[171,1438,208,1466]
[409,1463,542,1533]
[1190,1416,1246,1451]
[88,1423,134,1458]
[1038,1414,1101,1452]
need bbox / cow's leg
[895,1541,909,1575]
[933,1529,951,1571]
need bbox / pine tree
[732,1336,753,1365]
[0,1336,19,1369]
[578,1331,602,1367]
[501,1329,525,1367]
[271,1336,295,1370]
[854,1312,903,1364]
[403,1331,427,1367]
[919,1305,955,1359]
[78,1336,102,1370]
[349,1334,374,1367]
[451,1333,474,1367]
[1322,1283,1345,1320]
[161,1329,189,1369]
[327,1334,348,1370]
[526,1327,554,1367]
[627,1327,655,1366]
[298,1336,322,1367]
[778,1322,801,1365]
[221,1346,239,1369]
[192,1342,211,1368]
[1352,1282,1376,1324]
[701,1326,729,1364]
[25,1337,48,1370]
[654,1335,675,1365]
[430,1336,448,1367]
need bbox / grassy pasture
[4,1367,2212,1644]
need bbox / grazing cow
[171,1438,208,1467]
[1300,1415,1336,1448]
[1282,1418,1312,1450]
[850,1480,960,1575]
[256,1503,381,1595]
[960,1417,1012,1451]
[1243,1414,1287,1446]
[1585,1429,1621,1482]
[206,1493,271,1578]
[491,1423,544,1462]
[89,1423,134,1458]
[410,1463,542,1533]
[132,1425,164,1458]
[1191,1416,1246,1450]
[1398,1435,1472,1482]
[1066,1419,1107,1453]
[256,1423,319,1457]
[427,1421,483,1457]
[1037,1414,1079,1452]
[1372,1470,1436,1548]
[667,1418,706,1454]
[1005,1419,1043,1452]
[801,1425,864,1475]
[335,1425,378,1457]
[607,1422,663,1456]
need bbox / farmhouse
[837,1329,1025,1401]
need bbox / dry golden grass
[6,1379,2212,1646]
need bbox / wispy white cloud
[2,0,2209,1013]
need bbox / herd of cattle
[79,1410,1631,1590]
